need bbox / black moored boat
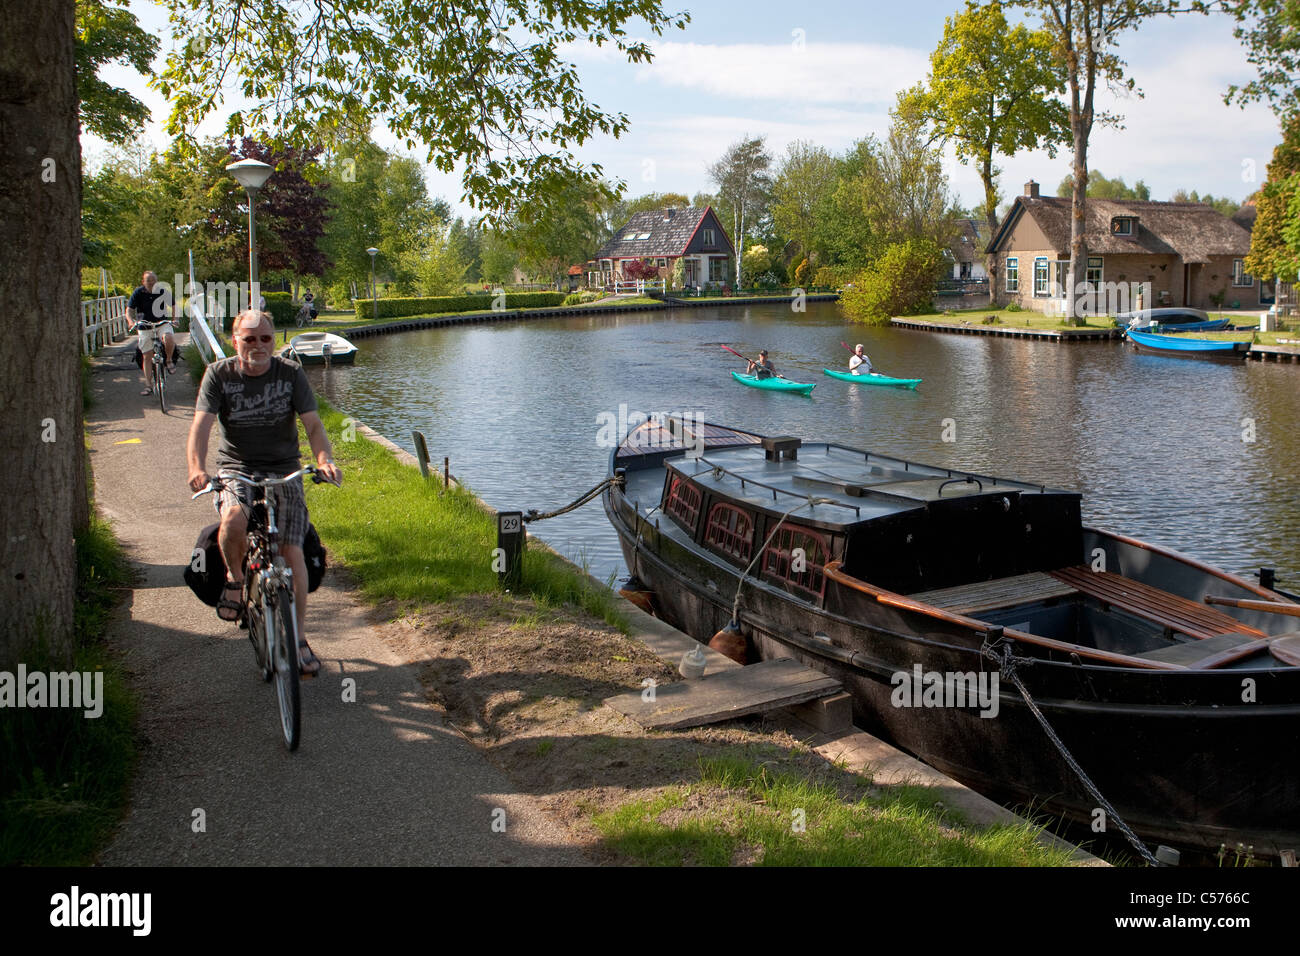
[604,417,1300,859]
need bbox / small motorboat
[283,331,357,365]
[730,371,815,394]
[1119,307,1230,333]
[1125,328,1250,362]
[823,368,921,389]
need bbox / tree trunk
[0,0,82,665]
[1067,125,1088,326]
[982,154,999,301]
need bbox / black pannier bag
[183,522,327,606]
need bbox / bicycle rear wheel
[264,583,301,751]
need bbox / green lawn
[900,307,1116,331]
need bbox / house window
[704,503,754,563]
[1111,217,1134,236]
[1033,257,1049,297]
[761,525,830,601]
[709,258,727,282]
[959,261,972,279]
[657,258,667,267]
[1005,257,1019,292]
[1233,259,1254,287]
[703,228,715,246]
[1086,256,1103,289]
[664,475,702,531]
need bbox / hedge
[352,292,567,320]
[81,284,132,299]
[262,291,297,328]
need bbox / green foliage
[709,137,773,285]
[563,291,605,305]
[794,258,809,285]
[157,0,689,223]
[1169,188,1241,218]
[1057,170,1151,200]
[770,140,839,267]
[351,292,567,320]
[399,231,468,297]
[840,239,946,325]
[261,291,297,327]
[1247,113,1300,279]
[80,283,131,299]
[741,244,773,278]
[813,265,852,288]
[1226,0,1300,118]
[899,1,1069,235]
[75,0,156,141]
[506,175,614,289]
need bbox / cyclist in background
[186,310,342,676]
[128,271,176,393]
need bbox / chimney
[1025,180,1040,198]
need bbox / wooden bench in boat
[913,572,1079,616]
[1049,566,1268,641]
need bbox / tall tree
[770,141,839,269]
[898,1,1069,241]
[708,137,773,287]
[158,0,689,222]
[75,0,156,140]
[2,0,84,663]
[1012,0,1211,323]
[508,176,611,290]
[1169,189,1241,218]
[1244,113,1300,280]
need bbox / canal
[310,301,1300,590]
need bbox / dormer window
[1111,217,1136,236]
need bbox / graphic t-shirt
[129,285,171,324]
[196,356,317,474]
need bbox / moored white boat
[283,331,357,365]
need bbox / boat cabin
[655,435,1083,603]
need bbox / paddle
[720,344,787,380]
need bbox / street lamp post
[366,247,380,321]
[226,158,274,319]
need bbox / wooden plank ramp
[604,658,843,730]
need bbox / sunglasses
[237,335,274,344]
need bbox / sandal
[216,580,244,622]
[298,640,321,679]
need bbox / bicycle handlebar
[192,465,335,500]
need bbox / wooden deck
[1050,566,1267,640]
[604,657,843,730]
[913,572,1078,615]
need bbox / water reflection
[313,303,1300,589]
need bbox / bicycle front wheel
[153,357,166,413]
[264,583,301,751]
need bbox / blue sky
[88,1,1282,220]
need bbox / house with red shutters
[590,206,735,289]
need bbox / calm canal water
[310,302,1300,590]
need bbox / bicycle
[192,465,333,751]
[135,319,170,412]
[294,300,317,328]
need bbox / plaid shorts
[217,470,309,548]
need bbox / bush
[839,239,945,325]
[1005,301,1022,313]
[263,291,296,327]
[352,291,567,320]
[813,265,852,288]
[80,283,131,299]
[794,258,810,285]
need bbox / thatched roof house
[986,181,1269,313]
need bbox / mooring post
[411,430,430,479]
[444,456,450,490]
[497,511,524,590]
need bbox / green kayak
[731,371,816,395]
[822,368,921,389]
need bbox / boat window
[761,525,830,601]
[665,475,703,530]
[704,503,754,562]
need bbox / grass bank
[302,401,627,629]
[592,755,1076,866]
[902,307,1115,331]
[0,514,137,866]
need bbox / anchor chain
[981,635,1162,867]
[523,474,625,524]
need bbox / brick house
[591,206,735,289]
[986,181,1268,314]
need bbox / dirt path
[86,338,585,865]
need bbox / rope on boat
[523,474,625,524]
[980,635,1162,867]
[729,497,833,625]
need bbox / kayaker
[747,349,776,379]
[849,344,873,375]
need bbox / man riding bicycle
[129,271,177,394]
[186,309,343,677]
